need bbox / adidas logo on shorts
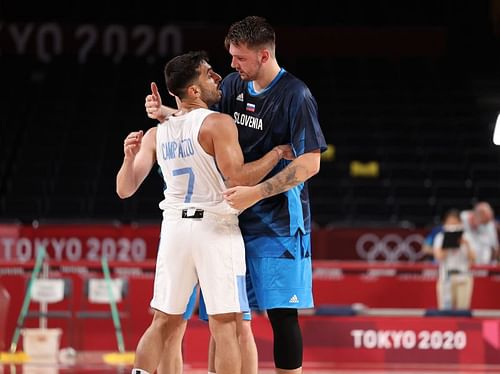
[289,294,299,303]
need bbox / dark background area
[1,0,500,227]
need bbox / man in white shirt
[460,201,499,264]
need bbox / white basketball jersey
[156,108,237,215]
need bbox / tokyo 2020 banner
[0,224,161,262]
[0,224,428,262]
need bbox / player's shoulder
[200,112,235,142]
[280,71,311,94]
[144,126,157,137]
[204,111,234,128]
[141,126,158,151]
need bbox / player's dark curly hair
[164,50,209,99]
[224,16,275,51]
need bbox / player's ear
[188,85,201,97]
[260,49,270,63]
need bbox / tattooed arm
[223,150,321,211]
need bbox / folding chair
[24,278,74,348]
[75,277,130,351]
[77,278,129,319]
[26,278,73,321]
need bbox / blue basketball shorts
[185,231,314,317]
[244,232,314,310]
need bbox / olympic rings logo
[355,233,425,262]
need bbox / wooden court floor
[2,360,500,373]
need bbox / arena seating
[1,33,500,228]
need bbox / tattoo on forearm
[260,165,303,198]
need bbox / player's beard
[202,88,222,107]
[238,61,262,82]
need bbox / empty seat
[1,195,44,222]
[396,201,437,227]
[391,181,433,202]
[311,197,351,226]
[471,166,500,183]
[348,179,392,202]
[351,201,396,224]
[433,181,474,201]
[428,164,472,185]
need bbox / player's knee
[267,307,299,329]
[152,310,169,327]
[238,320,254,344]
[267,308,303,369]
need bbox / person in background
[433,209,476,310]
[460,201,499,264]
[421,225,441,262]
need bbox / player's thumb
[151,82,159,97]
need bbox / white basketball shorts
[150,209,249,316]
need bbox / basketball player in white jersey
[116,51,292,374]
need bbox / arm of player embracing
[116,127,157,198]
[203,112,293,188]
[145,82,178,122]
[223,150,321,211]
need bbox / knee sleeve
[267,308,303,370]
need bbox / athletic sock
[131,369,150,374]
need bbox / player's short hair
[224,16,275,51]
[164,50,209,99]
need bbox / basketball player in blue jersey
[146,16,327,374]
[118,51,293,374]
[220,16,327,374]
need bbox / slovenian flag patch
[246,103,256,112]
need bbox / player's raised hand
[145,82,166,121]
[123,130,144,159]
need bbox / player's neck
[176,100,208,115]
[253,61,281,93]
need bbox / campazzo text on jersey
[161,138,195,160]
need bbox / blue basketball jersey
[216,69,327,238]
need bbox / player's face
[198,61,222,106]
[228,43,263,81]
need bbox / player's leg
[207,334,216,374]
[198,272,259,374]
[239,316,258,374]
[267,308,302,374]
[201,276,258,374]
[197,293,217,373]
[132,311,185,374]
[208,312,242,374]
[193,215,248,374]
[135,217,196,374]
[157,286,198,374]
[244,233,314,373]
[156,319,187,374]
[205,316,256,374]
